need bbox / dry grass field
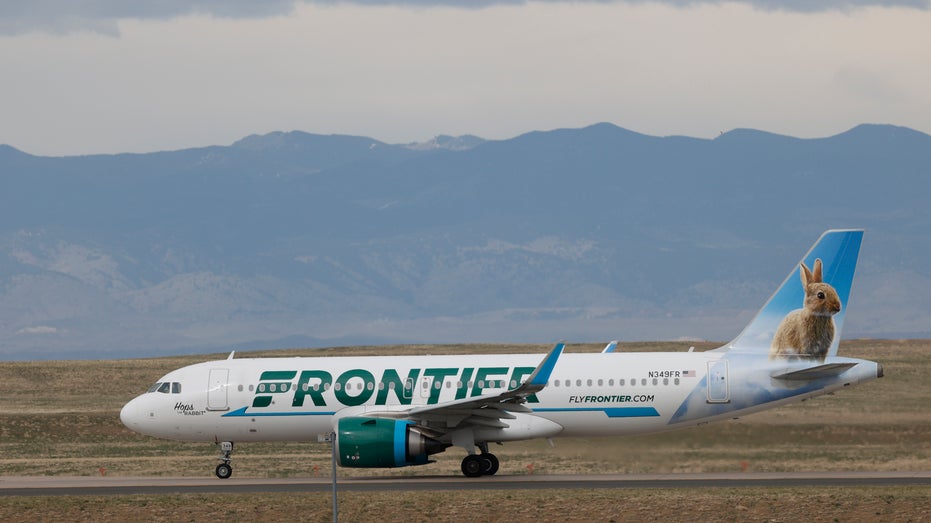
[1,339,929,521]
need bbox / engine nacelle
[336,417,448,468]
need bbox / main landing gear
[215,441,233,479]
[460,442,500,478]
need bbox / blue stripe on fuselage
[533,407,659,417]
[221,407,336,417]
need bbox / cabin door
[207,369,230,411]
[706,360,730,403]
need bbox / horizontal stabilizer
[772,362,857,380]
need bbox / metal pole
[331,431,338,523]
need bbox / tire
[481,453,499,476]
[215,463,233,479]
[461,455,484,478]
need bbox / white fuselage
[120,350,880,445]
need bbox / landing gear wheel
[215,463,233,479]
[480,453,499,476]
[216,441,234,479]
[461,455,484,478]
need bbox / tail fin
[726,229,863,359]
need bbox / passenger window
[597,379,603,387]
[641,378,647,386]
[576,379,582,387]
[619,379,625,386]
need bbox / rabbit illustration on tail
[769,258,841,361]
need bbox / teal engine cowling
[336,417,449,468]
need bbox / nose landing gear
[215,441,234,479]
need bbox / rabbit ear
[811,258,823,283]
[799,262,812,287]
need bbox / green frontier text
[251,366,538,408]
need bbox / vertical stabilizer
[726,229,863,360]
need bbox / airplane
[120,229,883,479]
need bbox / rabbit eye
[817,291,826,299]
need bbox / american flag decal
[682,370,696,377]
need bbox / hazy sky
[2,0,930,155]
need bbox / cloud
[16,325,59,335]
[0,0,298,36]
[2,0,928,36]
[322,0,931,8]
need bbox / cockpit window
[147,381,181,394]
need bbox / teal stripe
[533,407,660,417]
[394,420,410,465]
[222,407,335,417]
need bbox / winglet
[602,340,618,353]
[526,342,564,389]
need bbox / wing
[360,342,564,437]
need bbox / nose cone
[120,396,144,432]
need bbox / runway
[2,471,930,497]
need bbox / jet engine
[335,417,448,468]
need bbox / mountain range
[1,123,929,359]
